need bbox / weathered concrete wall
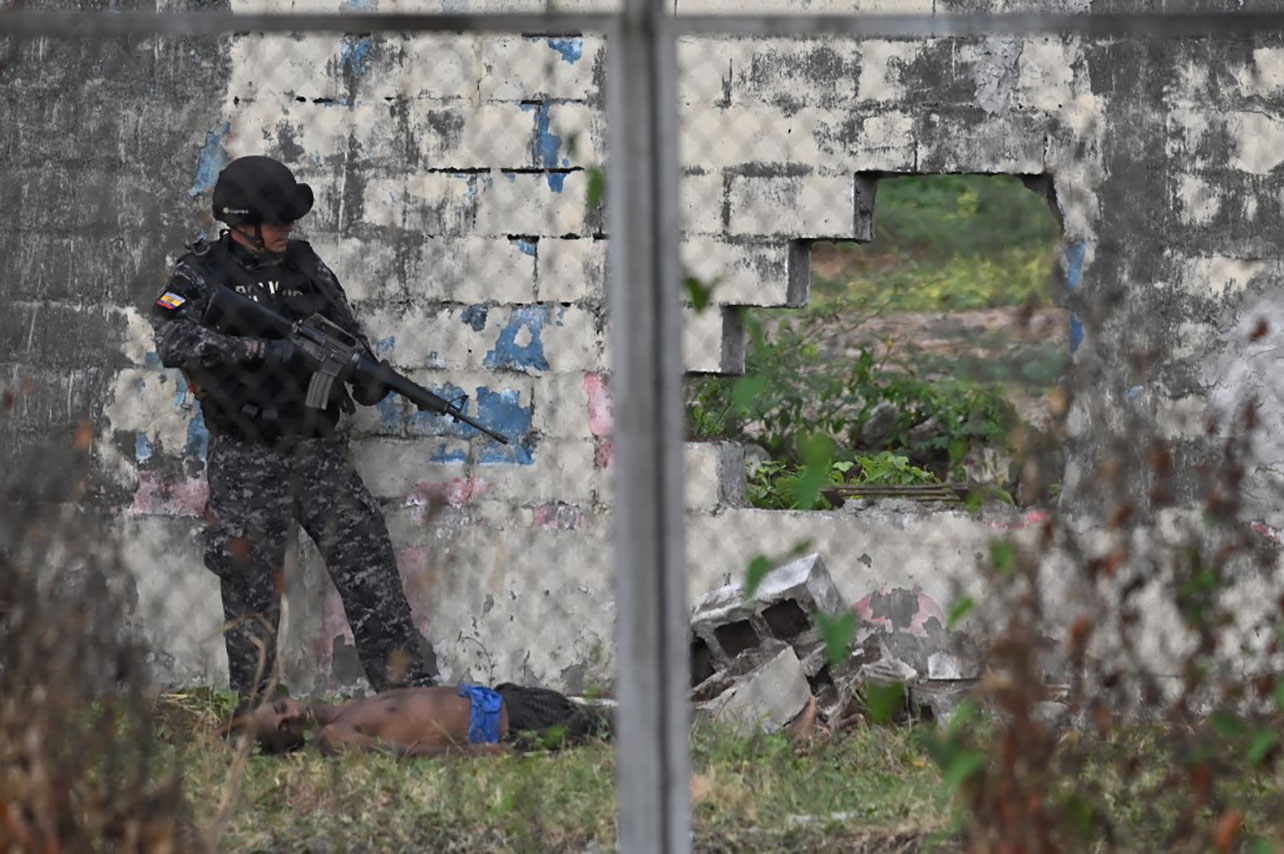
[4,1,1284,692]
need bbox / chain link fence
[6,5,1284,852]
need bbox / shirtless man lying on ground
[238,683,610,757]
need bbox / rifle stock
[205,286,510,444]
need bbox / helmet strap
[229,222,284,260]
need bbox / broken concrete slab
[689,552,847,678]
[693,644,811,734]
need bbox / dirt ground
[791,305,1071,430]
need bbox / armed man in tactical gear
[151,155,438,700]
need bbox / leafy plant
[687,312,1019,481]
[855,452,938,486]
[746,451,940,510]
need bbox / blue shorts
[459,684,504,744]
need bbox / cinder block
[414,238,537,304]
[544,102,605,169]
[1236,46,1284,98]
[101,367,194,455]
[685,441,747,511]
[1175,174,1220,227]
[530,372,595,441]
[841,111,917,172]
[287,102,397,166]
[362,173,477,235]
[1184,255,1266,299]
[537,237,606,304]
[679,238,793,307]
[680,172,725,235]
[680,105,824,171]
[540,305,606,373]
[352,436,468,500]
[723,38,862,107]
[415,102,539,170]
[5,301,130,370]
[678,0,929,11]
[1230,111,1284,174]
[683,305,745,375]
[393,369,535,447]
[676,37,755,105]
[917,110,1047,174]
[689,552,846,673]
[478,36,602,102]
[686,442,720,512]
[693,644,811,733]
[304,235,409,303]
[479,304,604,374]
[727,173,855,239]
[1016,38,1078,113]
[857,40,926,102]
[363,34,476,102]
[1164,108,1217,167]
[227,35,341,101]
[481,437,601,503]
[361,304,471,372]
[474,171,588,237]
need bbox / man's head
[242,697,312,754]
[212,155,313,256]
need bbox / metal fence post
[607,0,691,851]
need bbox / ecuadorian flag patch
[155,291,187,311]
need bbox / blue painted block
[341,36,373,78]
[186,410,210,461]
[542,37,583,64]
[483,306,550,372]
[135,433,154,462]
[1064,241,1087,291]
[1064,240,1088,355]
[375,396,405,433]
[408,382,472,437]
[189,121,230,198]
[475,387,535,464]
[427,443,469,464]
[461,305,489,331]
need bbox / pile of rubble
[688,553,985,733]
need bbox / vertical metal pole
[606,0,690,851]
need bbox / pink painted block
[533,501,584,530]
[130,471,208,518]
[406,476,491,510]
[584,372,613,438]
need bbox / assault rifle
[205,286,509,444]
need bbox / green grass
[811,174,1063,313]
[814,245,1060,313]
[20,689,1284,852]
[160,692,954,853]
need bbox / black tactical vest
[185,236,350,442]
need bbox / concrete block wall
[6,0,1284,691]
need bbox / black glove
[258,338,296,371]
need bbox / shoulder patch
[155,291,187,311]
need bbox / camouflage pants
[204,432,437,697]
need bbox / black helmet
[212,156,314,226]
